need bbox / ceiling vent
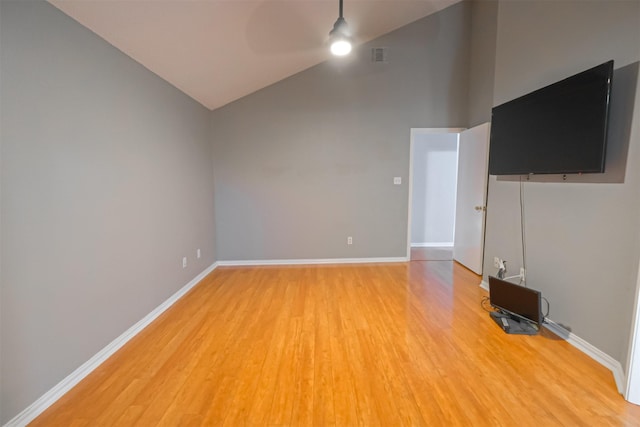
[371,47,388,63]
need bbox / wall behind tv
[484,0,640,369]
[0,1,216,423]
[467,0,498,128]
[210,2,471,261]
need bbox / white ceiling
[49,0,461,110]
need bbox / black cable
[519,176,527,286]
[481,296,494,313]
[519,178,550,324]
[542,296,550,319]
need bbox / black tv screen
[488,60,613,175]
[489,276,542,325]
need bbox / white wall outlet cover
[393,177,402,185]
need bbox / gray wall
[484,0,640,366]
[211,3,471,261]
[0,1,3,423]
[0,1,216,422]
[467,0,498,127]
[411,133,458,245]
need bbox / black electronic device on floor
[488,276,542,335]
[490,311,538,335]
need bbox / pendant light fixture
[329,0,352,56]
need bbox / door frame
[624,260,640,403]
[407,128,465,260]
[453,123,491,275]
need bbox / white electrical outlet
[494,257,501,268]
[182,257,187,268]
[347,236,353,245]
[197,249,201,259]
[393,177,402,185]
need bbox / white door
[453,123,491,274]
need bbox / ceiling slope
[50,0,461,110]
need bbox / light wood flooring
[31,261,640,426]
[410,246,453,261]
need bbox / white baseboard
[6,263,624,426]
[477,279,624,395]
[217,257,408,267]
[542,319,625,395]
[411,242,454,248]
[4,262,219,427]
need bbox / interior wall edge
[216,257,409,267]
[2,262,219,427]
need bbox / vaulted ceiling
[50,0,461,110]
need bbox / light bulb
[330,39,352,56]
[328,13,352,57]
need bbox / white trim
[543,319,625,395]
[411,242,454,248]
[452,133,460,258]
[479,279,624,394]
[624,257,640,403]
[217,257,408,267]
[5,261,625,427]
[411,128,466,134]
[3,262,219,427]
[407,133,414,260]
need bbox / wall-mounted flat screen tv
[488,60,613,175]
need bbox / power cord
[542,296,550,322]
[520,176,528,286]
[481,296,495,313]
[520,177,551,324]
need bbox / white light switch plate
[393,177,402,185]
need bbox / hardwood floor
[410,247,453,261]
[31,261,640,426]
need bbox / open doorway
[407,124,491,272]
[408,129,462,261]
